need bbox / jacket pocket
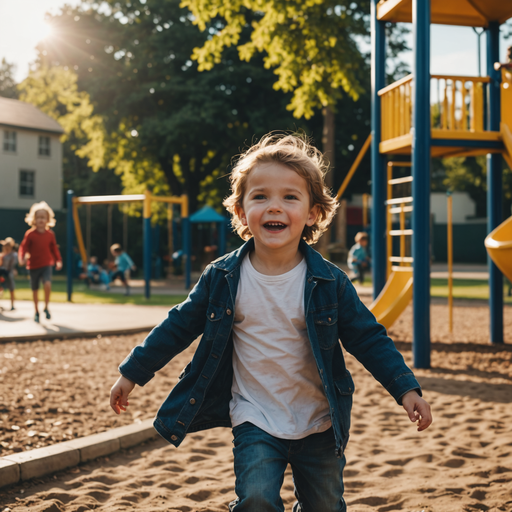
[203,301,225,340]
[334,372,355,440]
[313,308,338,349]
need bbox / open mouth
[264,221,287,231]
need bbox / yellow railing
[431,75,488,132]
[379,74,491,142]
[379,74,413,142]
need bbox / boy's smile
[236,163,319,258]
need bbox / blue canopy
[189,206,226,224]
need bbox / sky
[0,0,510,83]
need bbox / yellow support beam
[72,198,88,273]
[336,134,372,200]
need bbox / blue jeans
[229,423,347,512]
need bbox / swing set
[65,190,190,301]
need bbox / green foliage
[183,0,370,118]
[38,0,302,212]
[0,58,18,99]
[18,66,106,171]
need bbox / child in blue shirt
[348,232,371,284]
[110,133,432,511]
[109,243,136,295]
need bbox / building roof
[0,97,64,134]
[377,0,512,27]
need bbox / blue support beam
[143,217,151,300]
[371,0,387,299]
[486,21,503,344]
[219,220,227,257]
[66,190,74,302]
[183,217,191,289]
[412,0,431,368]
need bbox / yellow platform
[369,267,413,330]
[485,217,512,283]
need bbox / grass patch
[430,278,512,303]
[10,275,188,306]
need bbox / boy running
[110,133,432,511]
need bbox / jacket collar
[212,238,335,281]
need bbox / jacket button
[189,398,196,405]
[210,313,215,319]
[328,317,332,322]
[226,309,232,315]
[171,435,178,441]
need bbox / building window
[19,170,35,198]
[38,135,51,156]
[3,130,16,152]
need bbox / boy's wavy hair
[24,201,56,228]
[223,133,339,244]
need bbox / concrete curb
[0,419,158,488]
[0,326,154,344]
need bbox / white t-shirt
[229,254,331,439]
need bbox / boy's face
[35,210,49,230]
[3,244,12,254]
[236,163,318,253]
[360,238,368,247]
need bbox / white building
[0,97,64,212]
[430,191,481,224]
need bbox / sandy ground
[1,300,512,511]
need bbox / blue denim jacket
[119,238,421,457]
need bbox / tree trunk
[315,106,336,256]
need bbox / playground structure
[336,1,512,367]
[66,190,200,300]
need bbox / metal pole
[143,190,152,299]
[447,193,453,333]
[219,220,226,256]
[107,204,112,259]
[371,0,387,299]
[86,203,91,261]
[123,209,128,253]
[486,21,503,344]
[183,217,191,289]
[66,190,74,302]
[412,0,431,368]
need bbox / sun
[35,20,54,42]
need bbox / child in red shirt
[19,202,62,323]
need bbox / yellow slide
[485,217,512,283]
[369,267,413,329]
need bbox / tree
[183,0,370,119]
[37,0,305,212]
[0,58,19,99]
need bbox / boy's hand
[402,390,432,431]
[110,375,136,414]
[56,261,63,270]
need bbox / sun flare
[34,21,53,42]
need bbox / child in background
[86,256,110,290]
[348,231,371,284]
[0,238,19,310]
[19,202,62,323]
[109,243,136,295]
[110,134,431,511]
